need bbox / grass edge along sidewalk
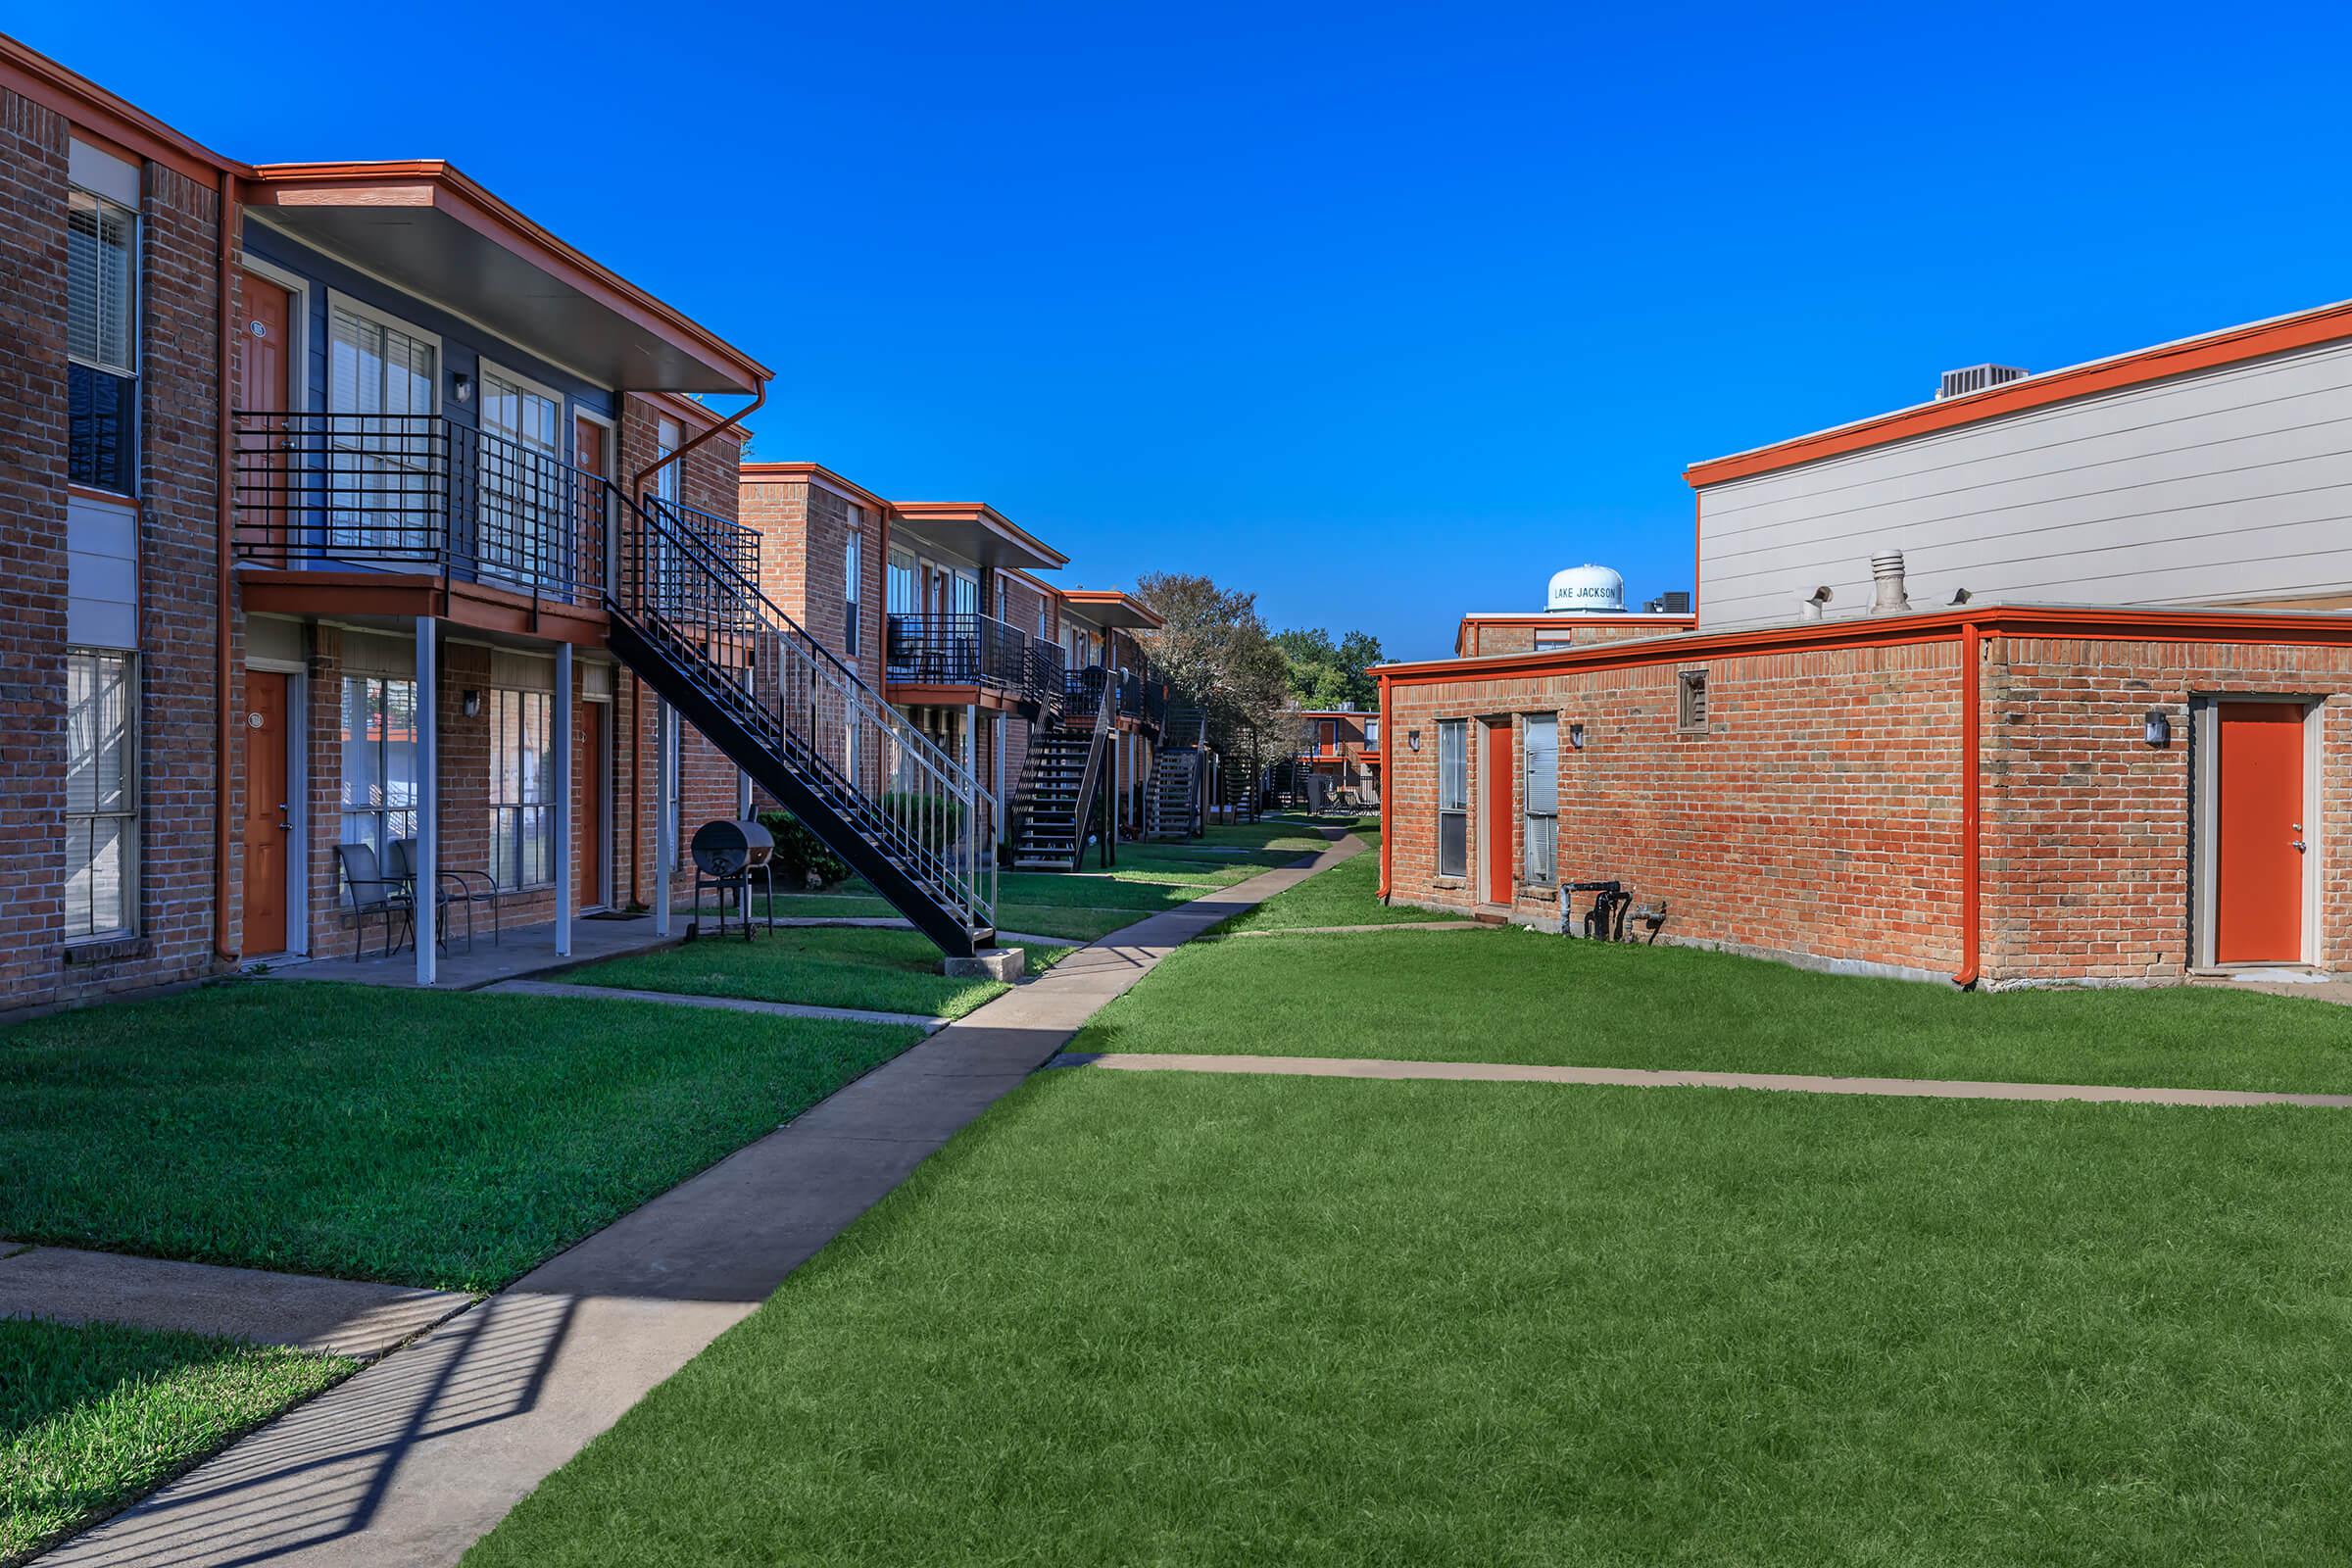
[0,1316,356,1567]
[464,1066,2352,1567]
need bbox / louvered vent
[1936,364,2029,400]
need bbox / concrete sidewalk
[0,1246,470,1358]
[1057,1050,2352,1109]
[45,831,1359,1568]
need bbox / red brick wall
[0,88,230,1014]
[1459,618,1695,657]
[1386,640,1968,976]
[1388,630,2352,985]
[1984,637,2352,983]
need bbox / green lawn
[1,1316,353,1564]
[1217,830,1459,931]
[467,1068,2352,1567]
[566,928,1072,1019]
[751,820,1341,942]
[1076,924,2352,1094]
[0,984,921,1291]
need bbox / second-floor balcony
[887,612,1065,712]
[229,412,758,635]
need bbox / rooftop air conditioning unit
[1937,364,2029,400]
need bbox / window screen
[1522,714,1557,884]
[68,191,137,493]
[65,649,136,939]
[1437,718,1467,879]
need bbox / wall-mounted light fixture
[451,369,474,405]
[2143,709,2171,749]
[1568,721,1587,751]
[1406,729,1422,753]
[463,689,484,718]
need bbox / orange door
[2214,703,2306,963]
[236,275,293,566]
[577,706,606,909]
[240,672,291,955]
[1484,720,1514,903]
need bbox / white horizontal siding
[1698,340,2352,625]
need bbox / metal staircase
[605,494,997,956]
[1009,673,1116,871]
[1147,706,1207,839]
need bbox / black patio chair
[385,838,484,954]
[334,842,414,959]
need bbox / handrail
[228,410,609,607]
[1068,672,1117,863]
[616,492,995,939]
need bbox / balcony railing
[887,612,1064,711]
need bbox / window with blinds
[1522,714,1558,885]
[479,366,564,586]
[328,306,438,556]
[489,688,554,888]
[68,191,137,493]
[340,676,420,857]
[66,649,137,940]
[1437,718,1468,879]
[845,527,863,657]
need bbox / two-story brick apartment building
[3,34,1008,1013]
[1382,305,2352,987]
[735,466,1177,863]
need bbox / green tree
[1134,572,1292,746]
[1273,626,1386,710]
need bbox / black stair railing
[884,612,1036,697]
[614,493,997,944]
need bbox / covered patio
[260,909,676,991]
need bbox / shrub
[757,809,851,889]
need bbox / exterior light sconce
[2143,709,2171,748]
[1406,729,1422,753]
[462,689,484,718]
[1568,721,1587,751]
[451,369,474,404]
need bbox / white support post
[554,645,573,957]
[655,699,677,938]
[414,617,438,986]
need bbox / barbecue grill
[688,817,777,940]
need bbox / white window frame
[1522,713,1558,886]
[65,648,138,942]
[1436,718,1468,881]
[339,674,420,859]
[325,291,442,558]
[67,186,141,496]
[845,523,863,658]
[476,358,567,588]
[488,686,556,889]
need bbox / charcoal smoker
[689,817,777,941]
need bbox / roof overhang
[1,35,245,184]
[1057,589,1163,630]
[889,503,1067,574]
[245,162,768,395]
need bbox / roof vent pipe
[1870,550,1910,614]
[1801,585,1833,621]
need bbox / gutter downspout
[621,380,767,910]
[213,170,239,961]
[1953,620,1982,989]
[629,383,766,505]
[1377,672,1393,900]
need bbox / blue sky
[28,3,2352,658]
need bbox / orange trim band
[1377,605,2352,687]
